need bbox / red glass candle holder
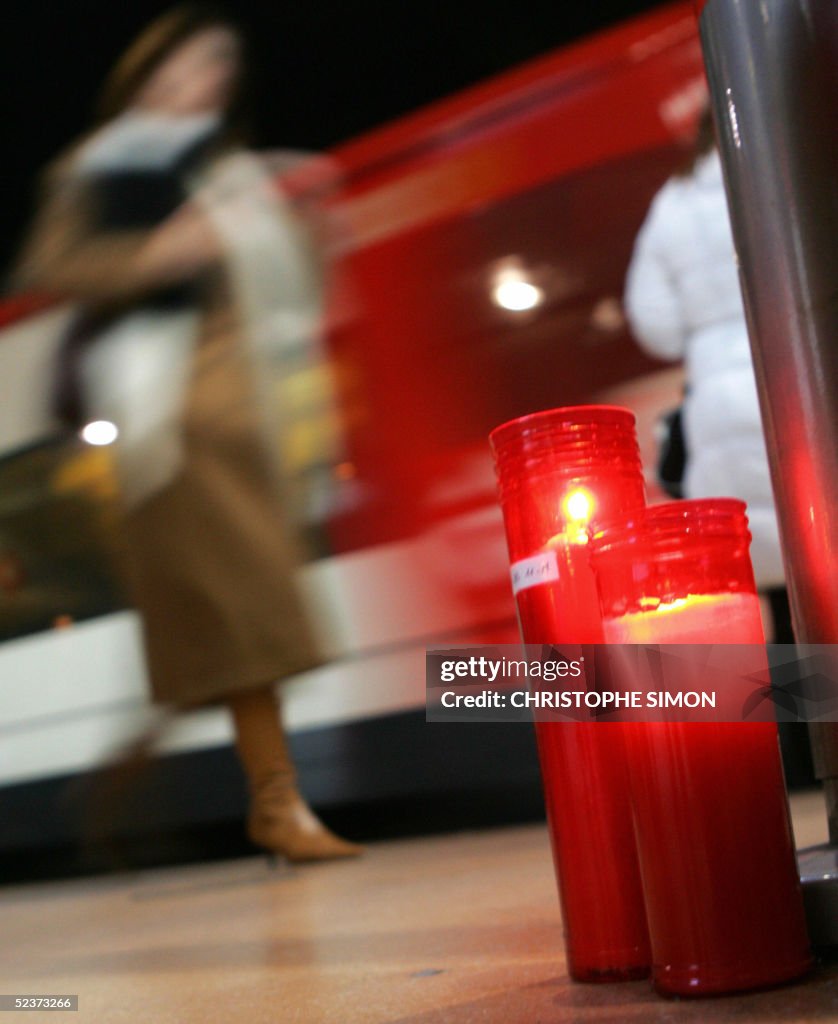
[589,499,812,997]
[490,406,650,982]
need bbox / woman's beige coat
[15,164,323,707]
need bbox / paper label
[510,550,559,595]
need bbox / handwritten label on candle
[511,551,559,594]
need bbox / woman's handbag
[77,308,199,507]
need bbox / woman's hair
[676,102,717,177]
[94,4,250,143]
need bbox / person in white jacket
[624,116,786,596]
[627,118,818,786]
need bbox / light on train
[80,420,119,446]
[491,271,544,312]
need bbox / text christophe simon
[437,656,717,710]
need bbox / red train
[0,2,703,869]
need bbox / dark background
[1,0,669,268]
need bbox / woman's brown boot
[246,775,363,862]
[229,686,363,862]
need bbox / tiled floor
[2,791,836,1023]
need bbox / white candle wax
[603,591,765,645]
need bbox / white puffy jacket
[624,150,785,587]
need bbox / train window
[0,437,127,642]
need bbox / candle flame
[563,488,594,523]
[560,488,595,545]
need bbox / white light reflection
[80,420,119,446]
[726,87,742,149]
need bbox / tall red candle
[590,500,812,996]
[490,406,650,981]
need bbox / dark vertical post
[697,0,838,943]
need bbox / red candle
[491,406,650,982]
[590,500,812,996]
